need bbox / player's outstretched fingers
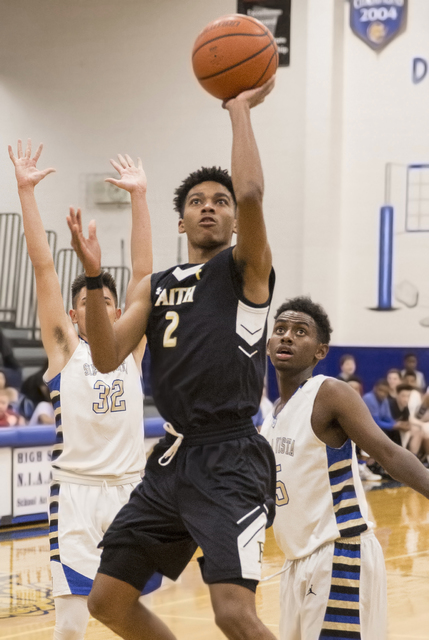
[117,153,128,169]
[33,143,43,163]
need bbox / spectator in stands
[0,388,22,427]
[347,377,381,481]
[346,375,363,396]
[20,359,49,408]
[337,353,358,383]
[0,370,20,406]
[389,383,423,455]
[402,353,426,392]
[27,397,55,426]
[363,379,395,431]
[0,328,22,390]
[403,369,420,389]
[386,368,402,409]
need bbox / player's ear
[69,308,77,324]
[315,343,329,362]
[178,216,186,234]
[115,308,121,321]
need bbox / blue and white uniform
[46,338,145,596]
[261,375,387,640]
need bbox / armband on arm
[85,273,103,290]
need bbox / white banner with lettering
[13,446,53,517]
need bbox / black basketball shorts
[97,431,276,592]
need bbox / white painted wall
[1,0,429,346]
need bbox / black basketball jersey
[145,247,275,442]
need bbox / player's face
[69,286,121,338]
[178,181,236,249]
[267,311,328,373]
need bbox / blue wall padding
[143,417,166,438]
[0,425,57,447]
[0,417,167,448]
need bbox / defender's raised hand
[8,139,56,189]
[105,154,147,193]
[67,207,101,277]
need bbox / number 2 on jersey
[276,463,289,506]
[163,311,179,347]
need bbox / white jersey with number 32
[46,338,145,483]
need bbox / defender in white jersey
[261,296,429,640]
[9,141,153,640]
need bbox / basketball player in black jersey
[68,76,277,640]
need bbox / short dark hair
[396,383,415,393]
[274,296,333,344]
[71,272,118,309]
[374,378,389,388]
[339,353,355,366]
[347,375,362,384]
[173,166,236,218]
[404,353,417,361]
[403,369,417,380]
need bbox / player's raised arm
[8,139,78,372]
[315,378,429,499]
[67,208,152,373]
[105,153,153,304]
[224,76,275,304]
[105,153,152,363]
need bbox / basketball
[192,14,278,101]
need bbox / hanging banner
[237,0,291,66]
[349,0,407,51]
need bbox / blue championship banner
[349,0,407,51]
[237,0,291,66]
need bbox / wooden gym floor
[0,482,428,640]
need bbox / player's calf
[210,583,277,640]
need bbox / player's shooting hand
[66,207,102,277]
[8,139,56,189]
[222,75,276,110]
[105,154,147,194]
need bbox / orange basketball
[192,14,278,101]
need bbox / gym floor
[0,482,428,640]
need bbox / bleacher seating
[0,212,131,379]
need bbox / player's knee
[87,589,112,624]
[53,616,86,640]
[214,604,258,640]
[53,595,89,640]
